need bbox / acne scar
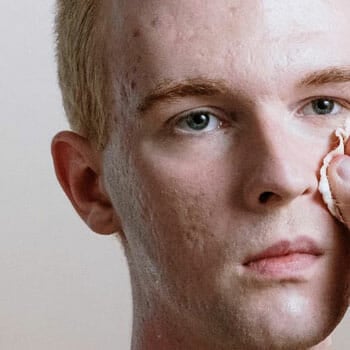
[318,118,350,223]
[151,17,161,28]
[120,85,128,99]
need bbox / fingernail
[337,156,350,181]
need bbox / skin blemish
[120,84,128,100]
[131,80,137,90]
[229,6,238,15]
[151,17,161,28]
[133,28,141,38]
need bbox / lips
[243,236,324,278]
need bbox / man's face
[103,0,350,348]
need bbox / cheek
[133,137,225,225]
[126,140,234,280]
[134,153,217,246]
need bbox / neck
[131,310,213,350]
[129,290,217,350]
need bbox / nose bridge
[254,112,293,167]
[241,107,317,211]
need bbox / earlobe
[51,131,124,236]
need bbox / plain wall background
[0,1,349,349]
[0,1,132,349]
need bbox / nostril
[259,192,273,203]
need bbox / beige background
[0,1,349,349]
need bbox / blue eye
[175,111,222,133]
[301,98,342,115]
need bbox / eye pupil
[312,99,334,114]
[186,113,210,130]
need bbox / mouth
[243,236,324,279]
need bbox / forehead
[106,0,350,104]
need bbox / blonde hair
[55,1,110,150]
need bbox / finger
[345,137,350,155]
[327,154,350,227]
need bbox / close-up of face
[53,0,350,349]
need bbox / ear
[51,131,124,237]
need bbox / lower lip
[244,253,319,278]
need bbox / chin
[245,324,334,350]
[198,285,347,350]
[222,312,337,350]
[235,292,345,350]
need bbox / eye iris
[186,113,210,130]
[312,99,334,114]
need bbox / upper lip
[243,236,324,265]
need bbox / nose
[241,114,319,212]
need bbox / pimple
[132,28,141,38]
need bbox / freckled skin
[102,0,350,349]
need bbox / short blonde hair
[55,0,110,150]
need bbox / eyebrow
[137,78,231,113]
[298,66,350,87]
[137,66,350,113]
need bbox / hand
[327,139,350,228]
